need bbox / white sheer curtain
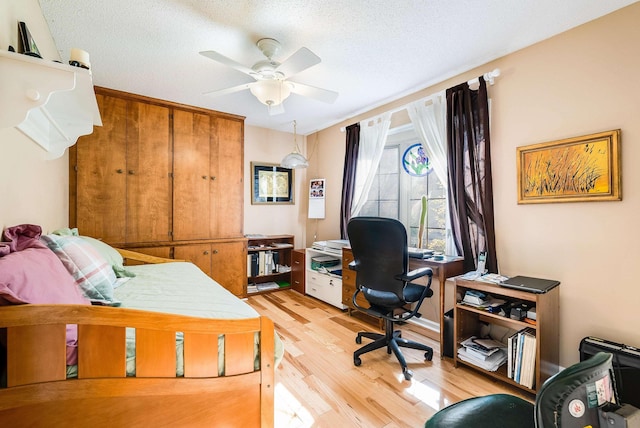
[350,112,391,217]
[407,91,457,255]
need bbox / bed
[0,225,282,427]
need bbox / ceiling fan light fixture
[281,120,308,169]
[249,80,291,106]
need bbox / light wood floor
[247,290,532,428]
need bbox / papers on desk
[458,336,507,371]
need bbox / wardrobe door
[125,101,171,243]
[173,110,211,241]
[174,244,212,277]
[210,240,247,297]
[75,93,127,243]
[210,117,244,238]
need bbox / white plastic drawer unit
[306,271,345,309]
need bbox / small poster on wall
[308,179,325,218]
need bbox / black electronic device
[580,336,640,408]
[499,275,559,294]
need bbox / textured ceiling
[39,0,637,135]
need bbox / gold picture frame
[517,129,621,204]
[251,162,294,205]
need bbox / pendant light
[281,120,308,169]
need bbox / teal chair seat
[425,394,534,428]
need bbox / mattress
[67,262,284,377]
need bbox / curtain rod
[339,68,500,132]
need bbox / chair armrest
[396,267,432,282]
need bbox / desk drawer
[306,271,345,309]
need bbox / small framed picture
[251,162,294,204]
[18,21,42,58]
[309,179,325,199]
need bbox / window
[359,128,447,252]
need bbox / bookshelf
[246,235,294,295]
[454,278,559,393]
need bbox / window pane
[427,228,445,252]
[409,198,423,229]
[367,175,380,200]
[360,201,378,217]
[428,198,446,229]
[410,176,429,199]
[380,201,399,219]
[357,138,448,253]
[408,226,420,248]
[429,173,445,198]
[379,147,399,174]
[379,174,399,201]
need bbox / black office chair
[425,352,619,428]
[347,216,434,380]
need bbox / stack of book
[507,327,537,389]
[247,250,279,277]
[457,336,507,371]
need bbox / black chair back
[347,217,409,308]
[536,352,618,427]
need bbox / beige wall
[4,0,638,368]
[243,125,308,248]
[0,0,68,233]
[308,3,640,367]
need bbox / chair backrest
[347,217,409,306]
[535,352,618,428]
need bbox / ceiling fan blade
[199,50,256,76]
[288,81,339,104]
[268,103,285,116]
[202,82,253,97]
[276,47,321,77]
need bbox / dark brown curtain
[340,123,360,239]
[446,77,498,273]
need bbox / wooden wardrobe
[69,87,247,296]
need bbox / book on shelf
[258,251,265,275]
[508,327,536,387]
[247,253,259,277]
[519,329,537,388]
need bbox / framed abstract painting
[517,129,621,204]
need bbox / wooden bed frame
[0,250,275,427]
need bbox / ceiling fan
[200,38,338,115]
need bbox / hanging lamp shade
[281,120,308,169]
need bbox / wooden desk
[409,256,464,357]
[342,248,464,356]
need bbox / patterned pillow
[41,234,118,303]
[80,236,136,278]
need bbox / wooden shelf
[453,278,559,393]
[0,50,101,158]
[247,235,294,295]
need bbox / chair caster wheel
[354,356,362,366]
[356,336,362,344]
[425,350,433,361]
[403,368,413,380]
